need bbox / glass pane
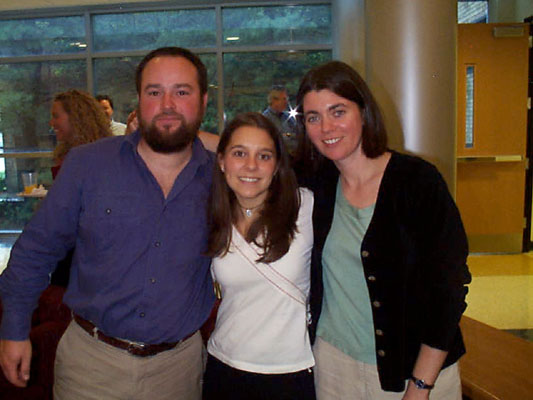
[0,157,54,232]
[92,9,216,52]
[223,50,332,123]
[465,65,475,148]
[200,54,219,135]
[0,61,86,152]
[93,57,140,126]
[0,59,85,226]
[458,1,488,23]
[222,5,331,46]
[0,16,86,57]
[93,54,218,134]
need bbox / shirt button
[376,329,384,336]
[372,300,381,308]
[377,350,386,357]
[105,208,112,215]
[150,278,156,284]
[368,275,376,282]
[154,241,161,247]
[361,250,370,258]
[139,312,145,318]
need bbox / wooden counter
[459,316,533,400]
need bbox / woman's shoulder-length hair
[206,112,300,264]
[294,60,388,170]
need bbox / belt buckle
[127,341,146,355]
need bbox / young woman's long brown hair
[207,112,300,263]
[53,89,111,163]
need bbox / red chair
[0,285,71,400]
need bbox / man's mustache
[153,110,185,121]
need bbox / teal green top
[316,179,377,364]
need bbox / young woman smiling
[203,112,316,400]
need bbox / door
[456,23,529,253]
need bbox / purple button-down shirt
[0,130,215,343]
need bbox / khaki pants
[54,321,203,400]
[313,337,462,400]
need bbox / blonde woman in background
[50,89,111,178]
[48,89,111,286]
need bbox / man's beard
[138,108,203,154]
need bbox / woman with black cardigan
[294,61,471,400]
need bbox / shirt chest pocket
[79,192,147,252]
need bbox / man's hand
[0,339,32,387]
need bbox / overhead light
[226,36,240,41]
[69,42,87,48]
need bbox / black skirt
[203,354,316,400]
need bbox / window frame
[0,0,333,235]
[0,0,332,135]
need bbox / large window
[93,9,217,52]
[0,1,332,234]
[222,5,331,46]
[0,16,86,57]
[223,50,330,122]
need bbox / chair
[0,285,71,400]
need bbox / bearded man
[0,47,214,400]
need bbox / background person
[203,112,315,400]
[49,89,111,287]
[295,61,471,400]
[262,85,298,155]
[96,94,127,136]
[0,47,214,400]
[50,90,111,179]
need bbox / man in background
[262,85,298,155]
[97,94,127,136]
[0,47,214,400]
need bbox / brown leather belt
[73,314,194,357]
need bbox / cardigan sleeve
[411,163,471,351]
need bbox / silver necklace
[238,202,263,218]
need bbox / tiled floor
[1,246,532,340]
[464,252,533,334]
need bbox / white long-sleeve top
[207,188,315,374]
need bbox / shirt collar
[270,107,285,118]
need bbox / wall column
[333,0,366,76]
[335,0,457,193]
[365,0,457,191]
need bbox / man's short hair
[268,85,287,105]
[135,47,208,96]
[95,94,113,110]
